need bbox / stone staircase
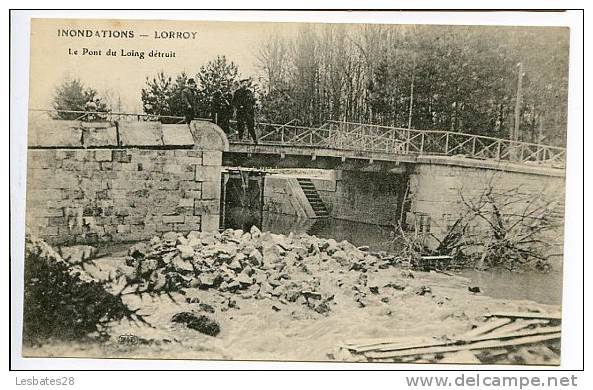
[296,178,329,218]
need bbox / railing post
[497,141,501,160]
[420,132,425,155]
[445,132,449,155]
[472,137,476,157]
[406,128,410,154]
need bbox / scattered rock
[59,245,98,264]
[198,303,215,313]
[416,286,432,296]
[120,228,407,315]
[171,312,220,336]
[176,245,194,259]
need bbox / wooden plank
[487,319,549,337]
[461,318,513,339]
[343,336,431,352]
[469,325,561,343]
[365,333,561,360]
[421,255,453,260]
[350,337,459,354]
[486,312,562,321]
[356,325,560,355]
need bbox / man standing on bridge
[232,79,258,144]
[210,88,232,134]
[182,78,199,126]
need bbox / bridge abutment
[332,170,409,226]
[407,159,566,243]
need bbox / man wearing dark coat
[210,89,232,134]
[181,78,199,125]
[232,79,257,144]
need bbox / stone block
[116,224,131,234]
[176,206,194,216]
[201,181,221,200]
[202,150,222,166]
[194,166,220,182]
[188,120,229,151]
[83,126,118,147]
[27,189,64,201]
[162,215,184,224]
[183,189,202,199]
[156,223,172,232]
[178,198,194,208]
[119,121,163,146]
[28,118,82,147]
[156,181,179,190]
[187,150,203,158]
[201,214,220,232]
[56,150,76,160]
[162,125,195,147]
[61,159,84,171]
[164,164,184,174]
[41,226,59,236]
[185,215,201,224]
[26,216,49,228]
[124,215,145,225]
[176,156,202,166]
[94,150,113,162]
[180,181,202,192]
[48,216,66,226]
[112,150,132,163]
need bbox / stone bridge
[26,111,566,246]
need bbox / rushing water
[223,207,563,305]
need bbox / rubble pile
[119,226,397,315]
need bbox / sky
[29,18,297,112]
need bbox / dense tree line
[53,25,568,146]
[257,24,569,146]
[140,55,257,124]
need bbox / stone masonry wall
[408,159,566,240]
[332,170,408,226]
[263,175,312,218]
[25,119,228,245]
[26,149,222,245]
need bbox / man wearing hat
[232,79,258,144]
[182,78,199,125]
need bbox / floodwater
[223,207,564,306]
[224,207,400,252]
[457,269,563,306]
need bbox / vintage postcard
[21,16,569,365]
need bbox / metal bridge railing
[325,121,566,168]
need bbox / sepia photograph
[15,13,577,367]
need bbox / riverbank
[23,228,561,364]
